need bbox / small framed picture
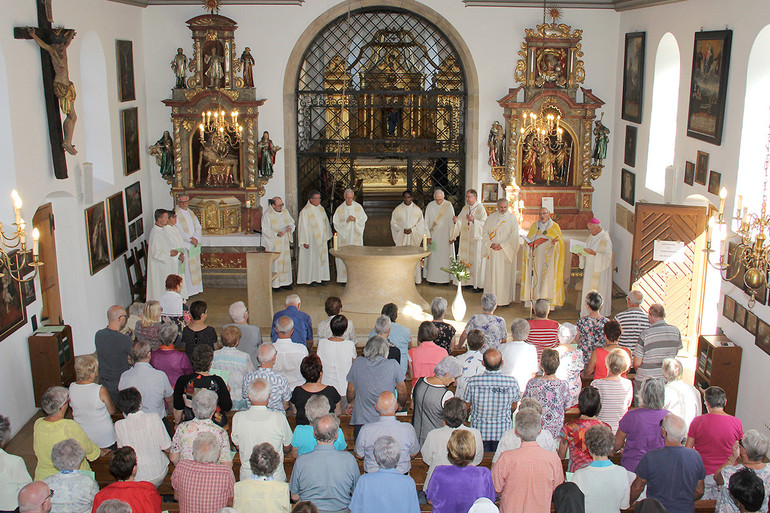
[125,181,142,222]
[708,170,722,196]
[129,221,138,243]
[745,311,759,336]
[22,279,36,307]
[722,295,736,322]
[116,40,136,102]
[624,125,637,167]
[684,161,695,186]
[734,303,747,327]
[481,183,499,203]
[136,218,144,237]
[756,319,770,357]
[695,151,709,185]
[621,169,636,206]
[121,107,141,175]
[85,202,111,275]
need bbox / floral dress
[433,321,456,352]
[463,314,508,350]
[555,349,585,406]
[559,418,610,472]
[576,316,608,365]
[523,377,572,438]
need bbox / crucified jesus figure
[27,26,78,155]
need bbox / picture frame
[129,222,138,243]
[755,319,770,357]
[0,274,26,342]
[733,303,747,327]
[481,183,499,204]
[136,218,144,237]
[621,32,646,124]
[722,295,736,321]
[684,161,695,186]
[107,192,129,260]
[621,169,636,206]
[85,202,111,275]
[22,280,35,307]
[708,170,722,196]
[745,311,759,336]
[624,125,637,167]
[695,151,709,185]
[124,181,142,222]
[116,40,136,102]
[686,30,732,145]
[121,107,141,175]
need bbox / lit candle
[707,216,715,244]
[11,189,22,226]
[333,232,338,250]
[422,233,428,251]
[245,200,251,209]
[32,227,39,256]
[718,187,727,216]
[18,218,25,235]
[199,124,204,138]
[737,195,743,214]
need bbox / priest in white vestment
[424,189,456,284]
[579,218,613,316]
[521,207,565,309]
[482,199,519,306]
[174,195,203,296]
[165,211,189,298]
[297,190,332,285]
[261,196,295,289]
[450,189,488,289]
[332,189,367,283]
[390,190,426,283]
[147,209,185,301]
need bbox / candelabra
[1,190,43,283]
[519,106,565,144]
[198,99,243,150]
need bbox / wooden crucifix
[14,0,77,179]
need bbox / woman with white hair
[169,389,233,465]
[33,387,102,480]
[661,358,701,428]
[554,322,584,406]
[0,415,31,510]
[714,429,770,513]
[68,355,117,449]
[234,443,290,513]
[614,379,670,472]
[291,395,346,457]
[457,293,508,350]
[44,439,99,513]
[411,356,464,445]
[430,297,456,352]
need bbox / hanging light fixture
[1,189,43,283]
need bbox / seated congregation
[2,288,767,513]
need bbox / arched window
[645,33,680,195]
[79,31,114,191]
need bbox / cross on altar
[14,0,76,179]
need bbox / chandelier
[520,107,565,144]
[1,190,42,283]
[198,105,243,148]
[706,130,770,306]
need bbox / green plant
[441,257,471,283]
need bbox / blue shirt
[635,445,705,513]
[271,305,313,345]
[291,424,347,456]
[118,362,173,417]
[465,370,521,442]
[349,468,420,513]
[354,416,420,474]
[289,444,360,512]
[369,322,411,373]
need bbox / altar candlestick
[718,187,727,216]
[32,227,39,257]
[422,233,428,251]
[333,233,338,250]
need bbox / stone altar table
[330,246,431,314]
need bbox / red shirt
[594,346,632,379]
[526,319,560,358]
[688,413,743,475]
[409,342,449,381]
[171,459,235,513]
[92,481,161,513]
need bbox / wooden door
[33,203,63,325]
[631,203,710,352]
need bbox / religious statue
[257,131,281,178]
[171,48,187,89]
[522,140,538,184]
[204,47,224,89]
[198,137,238,186]
[240,47,254,88]
[592,115,610,162]
[538,144,557,185]
[149,130,174,181]
[488,121,506,168]
[27,27,78,155]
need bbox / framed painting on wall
[684,161,695,186]
[722,295,736,321]
[686,30,732,145]
[756,319,770,357]
[129,222,137,243]
[621,169,636,206]
[481,183,498,204]
[708,170,721,196]
[624,125,637,167]
[116,40,136,102]
[107,192,129,260]
[0,274,26,342]
[734,303,747,327]
[621,32,646,124]
[695,151,709,185]
[85,202,111,275]
[121,107,140,175]
[745,311,758,336]
[125,181,142,222]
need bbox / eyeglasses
[41,489,54,504]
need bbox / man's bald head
[483,348,503,371]
[376,391,398,416]
[18,482,51,513]
[107,305,127,330]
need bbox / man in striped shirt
[633,304,682,404]
[526,299,560,359]
[614,290,650,352]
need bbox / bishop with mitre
[262,196,295,289]
[521,206,565,309]
[297,190,332,286]
[391,190,426,283]
[579,218,613,316]
[451,189,487,289]
[424,189,456,284]
[332,189,367,283]
[482,199,519,306]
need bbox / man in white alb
[521,207,565,309]
[174,195,203,296]
[332,189,367,283]
[579,218,613,316]
[424,189,456,284]
[390,190,426,283]
[451,189,487,290]
[147,209,184,301]
[165,210,189,298]
[297,190,332,286]
[262,196,295,290]
[482,199,519,306]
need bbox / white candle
[422,233,428,251]
[32,227,40,256]
[245,200,251,209]
[718,187,727,216]
[737,195,743,214]
[11,190,22,226]
[333,233,338,250]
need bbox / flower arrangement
[441,257,471,283]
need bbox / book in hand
[520,230,549,245]
[569,239,590,256]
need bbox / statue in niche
[240,47,254,88]
[204,46,224,89]
[171,48,188,89]
[522,140,538,184]
[26,27,78,155]
[150,130,174,181]
[488,121,506,167]
[592,114,610,163]
[257,131,281,178]
[198,136,238,186]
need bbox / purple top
[425,465,496,513]
[618,407,670,472]
[150,348,193,388]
